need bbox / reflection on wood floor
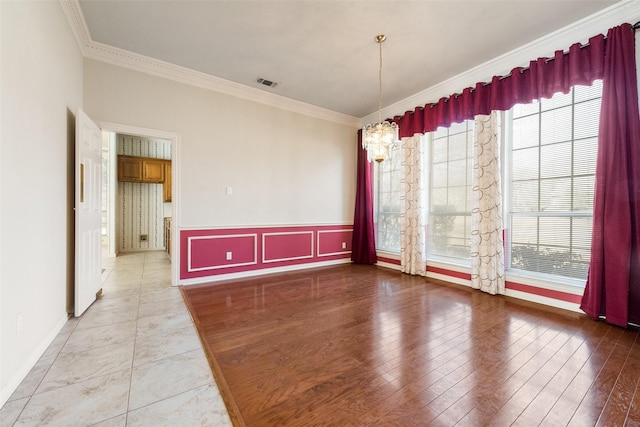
[181,264,640,427]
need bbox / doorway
[98,121,180,287]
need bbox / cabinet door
[163,160,172,202]
[143,159,165,183]
[118,156,142,181]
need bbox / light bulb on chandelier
[363,34,399,163]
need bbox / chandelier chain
[363,34,398,163]
[378,38,383,124]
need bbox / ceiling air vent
[256,77,278,88]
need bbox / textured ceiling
[78,0,620,118]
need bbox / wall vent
[256,77,278,88]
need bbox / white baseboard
[179,258,352,286]
[0,313,68,407]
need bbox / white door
[75,109,102,316]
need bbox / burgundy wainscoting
[377,260,581,307]
[181,225,353,280]
[263,231,314,263]
[425,264,581,305]
[188,234,257,272]
[505,281,582,304]
[377,256,400,266]
[318,229,353,257]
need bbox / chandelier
[363,34,399,163]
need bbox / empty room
[2,0,640,425]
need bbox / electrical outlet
[342,242,347,249]
[226,251,232,260]
[140,234,148,242]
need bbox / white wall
[83,59,358,229]
[0,1,83,404]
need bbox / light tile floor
[1,251,232,427]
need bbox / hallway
[1,251,232,426]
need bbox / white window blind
[508,80,602,281]
[428,120,474,261]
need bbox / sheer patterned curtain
[400,134,426,275]
[470,112,505,295]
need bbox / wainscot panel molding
[317,229,353,257]
[262,231,314,263]
[188,234,258,272]
[181,225,353,281]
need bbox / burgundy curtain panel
[581,24,640,327]
[351,130,377,264]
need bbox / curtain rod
[633,21,640,30]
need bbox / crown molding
[360,0,640,126]
[59,0,360,128]
[59,0,92,51]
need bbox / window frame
[426,120,474,265]
[373,144,403,255]
[503,82,602,287]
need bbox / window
[508,80,602,281]
[428,120,474,261]
[374,145,403,253]
[371,81,601,285]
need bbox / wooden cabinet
[118,155,166,183]
[142,158,165,183]
[118,156,172,201]
[118,155,143,181]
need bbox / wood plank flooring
[180,264,640,426]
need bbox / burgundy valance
[395,30,612,138]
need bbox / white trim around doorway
[95,120,180,287]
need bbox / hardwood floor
[180,264,640,426]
